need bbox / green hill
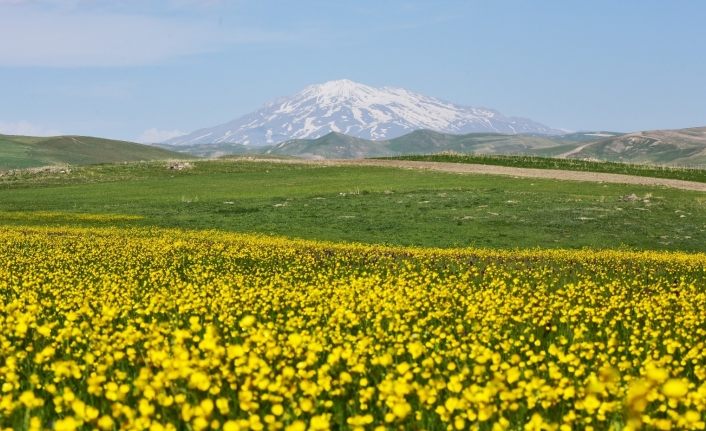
[568,127,706,166]
[0,134,186,170]
[157,129,630,160]
[266,127,706,165]
[386,130,571,154]
[264,130,600,159]
[267,132,384,158]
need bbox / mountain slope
[0,134,185,170]
[165,79,561,146]
[568,127,706,165]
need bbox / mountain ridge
[165,79,562,146]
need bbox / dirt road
[243,158,706,192]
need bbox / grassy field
[3,160,706,430]
[0,159,705,251]
[383,154,706,183]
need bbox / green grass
[1,159,705,251]
[381,153,706,183]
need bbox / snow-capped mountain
[165,79,561,146]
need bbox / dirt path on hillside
[241,158,706,192]
[555,142,594,158]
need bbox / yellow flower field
[1,226,705,430]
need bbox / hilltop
[0,134,185,170]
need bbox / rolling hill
[262,130,620,159]
[160,129,624,159]
[251,127,706,166]
[566,127,706,165]
[0,134,185,170]
[157,126,706,166]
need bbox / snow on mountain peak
[305,79,372,97]
[165,79,560,146]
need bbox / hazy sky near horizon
[1,0,704,142]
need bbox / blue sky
[1,0,704,142]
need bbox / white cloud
[0,7,282,67]
[136,128,186,143]
[0,121,61,136]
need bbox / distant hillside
[267,133,384,159]
[264,128,706,165]
[263,130,621,159]
[0,134,185,170]
[154,142,254,158]
[386,130,584,155]
[568,127,706,165]
[158,129,625,160]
